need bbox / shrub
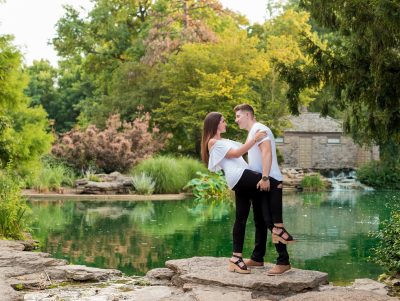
[357,161,400,190]
[131,173,155,195]
[370,201,400,276]
[301,174,325,192]
[184,171,231,201]
[52,113,168,173]
[30,162,76,193]
[177,157,208,180]
[0,169,30,239]
[131,156,207,194]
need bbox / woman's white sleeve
[208,141,230,172]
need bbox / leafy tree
[155,31,271,155]
[0,35,53,177]
[25,60,60,124]
[52,0,152,126]
[278,0,400,165]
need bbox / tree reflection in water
[29,191,396,283]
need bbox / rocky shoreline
[0,240,396,301]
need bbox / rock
[75,172,133,194]
[281,287,397,300]
[53,265,121,281]
[351,278,390,296]
[146,267,176,285]
[0,240,125,301]
[166,257,328,298]
[190,284,256,301]
[146,268,175,281]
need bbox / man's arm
[256,140,272,191]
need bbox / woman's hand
[254,130,267,143]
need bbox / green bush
[131,156,207,194]
[0,170,30,239]
[357,161,400,190]
[177,157,208,180]
[30,162,76,192]
[184,171,231,201]
[301,174,325,192]
[370,201,400,276]
[132,173,155,195]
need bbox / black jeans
[232,169,289,265]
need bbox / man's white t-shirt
[247,122,283,181]
[208,139,248,189]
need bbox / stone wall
[277,133,378,169]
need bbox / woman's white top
[208,139,248,189]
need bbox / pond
[29,190,399,284]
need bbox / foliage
[279,0,400,164]
[52,113,166,173]
[131,156,207,194]
[131,173,155,195]
[300,174,325,192]
[0,169,30,239]
[184,171,231,201]
[30,162,76,193]
[0,35,54,177]
[155,31,271,154]
[370,200,400,276]
[357,161,400,190]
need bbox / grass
[0,169,29,240]
[131,173,155,195]
[301,174,325,192]
[131,156,207,194]
[30,162,76,192]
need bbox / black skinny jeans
[232,169,289,265]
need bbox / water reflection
[29,191,398,283]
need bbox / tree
[154,31,271,155]
[0,35,53,176]
[52,0,152,126]
[278,0,400,164]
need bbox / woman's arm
[225,131,267,158]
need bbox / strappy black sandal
[271,226,296,244]
[228,255,250,274]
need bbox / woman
[201,112,294,274]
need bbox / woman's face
[217,116,227,133]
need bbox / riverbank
[23,188,189,201]
[0,240,396,301]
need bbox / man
[234,103,292,275]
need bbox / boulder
[165,257,328,298]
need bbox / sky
[0,0,269,66]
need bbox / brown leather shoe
[267,264,291,275]
[244,259,264,268]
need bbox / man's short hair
[234,104,255,117]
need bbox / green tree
[52,0,152,126]
[278,0,400,165]
[155,31,271,155]
[0,35,53,176]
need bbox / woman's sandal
[228,255,250,274]
[271,226,296,244]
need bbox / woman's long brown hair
[201,112,222,165]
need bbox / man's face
[235,110,249,129]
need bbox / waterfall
[326,170,374,191]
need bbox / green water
[29,190,399,284]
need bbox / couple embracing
[201,104,295,275]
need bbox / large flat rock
[166,257,328,297]
[281,287,398,301]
